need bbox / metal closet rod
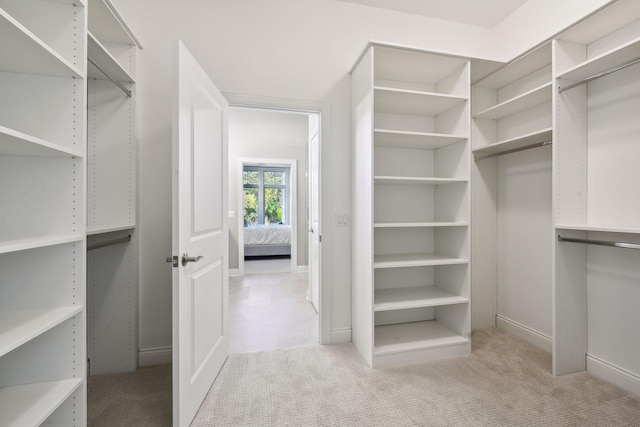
[558,57,640,94]
[557,235,640,250]
[87,235,132,251]
[474,140,552,160]
[88,57,132,98]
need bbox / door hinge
[319,235,322,243]
[166,255,179,268]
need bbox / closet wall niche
[471,42,554,350]
[86,0,141,376]
[553,0,640,392]
[0,1,87,425]
[352,45,471,368]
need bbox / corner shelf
[88,31,135,83]
[474,43,552,89]
[0,379,83,427]
[374,287,468,312]
[0,307,83,357]
[374,129,467,150]
[87,224,135,236]
[374,86,467,116]
[374,222,468,228]
[0,8,83,78]
[88,0,139,46]
[472,127,552,157]
[374,253,468,269]
[556,224,640,234]
[557,36,640,83]
[474,82,552,120]
[374,321,469,355]
[0,126,84,158]
[374,176,467,185]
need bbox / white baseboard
[228,268,240,277]
[296,265,309,273]
[587,354,640,397]
[496,315,552,353]
[138,346,172,367]
[331,327,352,344]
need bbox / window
[243,166,289,226]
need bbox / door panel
[172,40,229,427]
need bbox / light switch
[228,210,235,218]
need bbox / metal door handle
[309,227,314,233]
[182,253,204,266]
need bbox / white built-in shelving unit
[553,0,640,393]
[352,44,471,367]
[85,0,140,376]
[0,0,87,425]
[470,42,554,347]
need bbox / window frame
[243,165,290,226]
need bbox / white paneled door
[308,116,321,313]
[171,40,229,427]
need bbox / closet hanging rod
[557,235,640,250]
[87,235,132,251]
[558,57,640,94]
[88,57,132,98]
[474,140,551,160]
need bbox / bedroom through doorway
[228,107,320,354]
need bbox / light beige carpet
[88,364,172,427]
[192,328,640,426]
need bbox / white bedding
[244,224,291,246]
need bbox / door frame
[223,93,331,345]
[237,157,297,276]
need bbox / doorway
[228,106,321,354]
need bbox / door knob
[182,253,204,266]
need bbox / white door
[308,115,320,312]
[171,40,229,427]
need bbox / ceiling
[339,0,529,28]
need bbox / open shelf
[474,82,552,120]
[374,222,468,228]
[0,8,83,78]
[374,129,467,150]
[374,253,468,269]
[473,127,552,157]
[374,86,467,116]
[88,31,135,83]
[374,287,468,312]
[374,320,469,355]
[374,176,467,185]
[0,307,83,357]
[0,235,84,255]
[556,224,640,234]
[88,0,139,46]
[87,224,135,236]
[475,43,552,89]
[0,379,83,427]
[0,126,83,158]
[557,36,640,84]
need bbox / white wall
[108,0,615,357]
[228,108,309,270]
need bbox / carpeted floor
[192,328,640,426]
[88,329,640,426]
[88,364,172,427]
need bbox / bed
[243,224,291,257]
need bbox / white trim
[331,328,352,344]
[296,265,309,273]
[587,354,640,397]
[496,314,552,353]
[224,92,332,346]
[237,157,297,276]
[228,268,240,277]
[138,346,172,366]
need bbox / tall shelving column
[553,0,640,394]
[0,1,88,425]
[352,44,471,368]
[86,0,141,376]
[470,43,553,346]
